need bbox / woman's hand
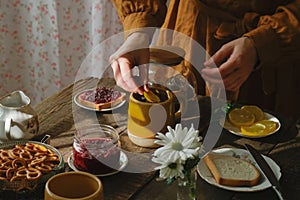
[201,37,258,91]
[110,32,150,95]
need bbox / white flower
[153,124,202,162]
[152,124,204,183]
[152,156,184,179]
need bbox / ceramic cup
[44,171,103,200]
[127,83,184,147]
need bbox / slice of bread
[204,153,261,187]
[77,92,125,110]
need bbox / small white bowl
[127,131,159,148]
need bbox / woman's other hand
[201,37,258,91]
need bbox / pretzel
[12,158,27,169]
[45,153,59,162]
[15,167,42,181]
[7,149,19,160]
[24,143,48,153]
[35,163,52,173]
[20,150,33,160]
[8,147,33,161]
[8,146,28,159]
[0,160,12,170]
[29,155,47,167]
[6,167,17,180]
[34,151,49,157]
[0,150,11,161]
[44,160,59,168]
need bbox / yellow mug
[127,84,182,148]
[44,171,103,200]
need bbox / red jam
[73,138,120,174]
[81,87,122,104]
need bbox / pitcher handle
[5,118,12,140]
[5,118,26,140]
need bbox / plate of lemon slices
[221,105,281,138]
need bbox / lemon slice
[144,90,160,103]
[241,123,266,136]
[258,120,278,134]
[241,105,264,122]
[228,108,255,127]
[241,120,278,136]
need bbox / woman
[110,0,300,120]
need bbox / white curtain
[0,0,123,105]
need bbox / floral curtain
[0,0,123,105]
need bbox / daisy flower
[152,156,184,180]
[153,124,202,162]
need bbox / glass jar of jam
[73,124,120,174]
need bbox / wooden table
[1,77,299,200]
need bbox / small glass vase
[177,167,197,200]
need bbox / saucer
[67,151,128,177]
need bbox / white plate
[67,151,128,177]
[74,90,126,112]
[221,112,281,138]
[197,147,281,192]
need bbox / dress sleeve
[244,0,300,67]
[112,0,167,38]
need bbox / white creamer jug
[0,90,39,141]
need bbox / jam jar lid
[74,124,119,148]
